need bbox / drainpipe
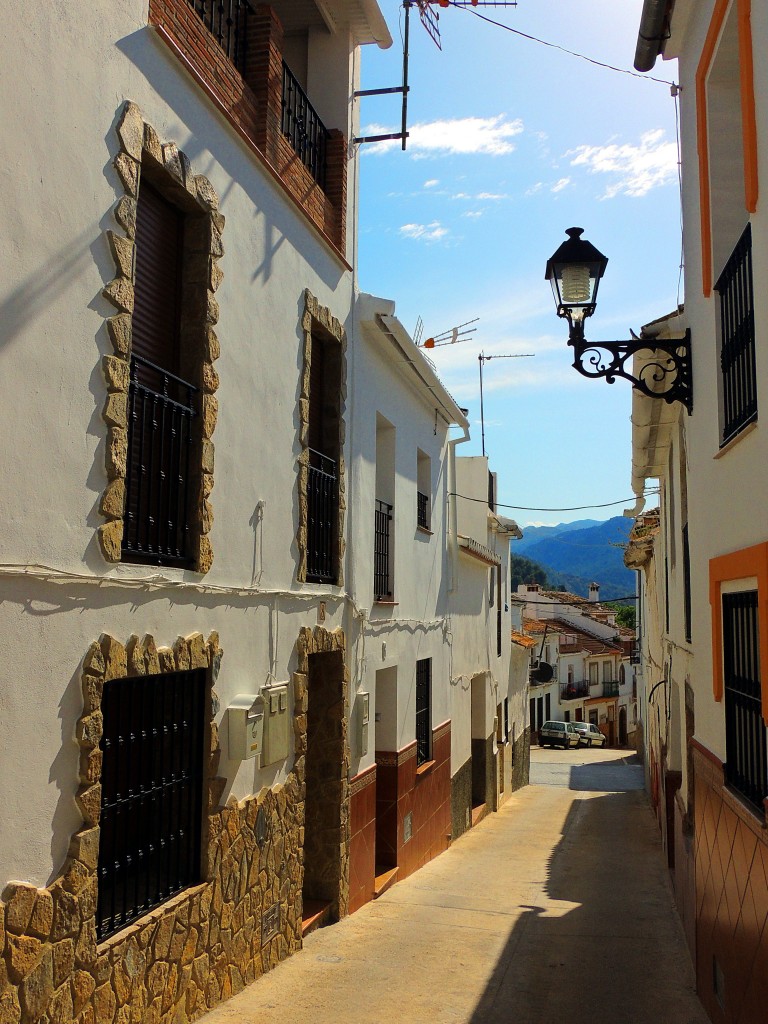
[634,0,672,72]
[447,421,470,593]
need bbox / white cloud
[476,192,508,200]
[525,182,543,196]
[551,177,571,193]
[363,115,524,157]
[566,129,678,198]
[424,179,440,188]
[463,210,483,219]
[399,221,449,242]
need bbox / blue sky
[355,0,681,527]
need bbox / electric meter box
[228,694,265,763]
[358,692,370,757]
[262,684,290,766]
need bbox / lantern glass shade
[546,227,608,324]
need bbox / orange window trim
[709,542,768,724]
[695,0,757,298]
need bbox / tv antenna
[419,317,479,349]
[478,351,534,456]
[354,0,518,150]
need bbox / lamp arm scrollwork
[567,325,692,413]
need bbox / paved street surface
[200,748,707,1024]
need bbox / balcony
[149,0,347,253]
[561,682,590,701]
[602,681,620,698]
[374,500,393,601]
[306,449,337,583]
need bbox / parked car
[539,720,580,749]
[572,721,607,748]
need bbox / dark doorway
[303,650,345,926]
[619,707,628,746]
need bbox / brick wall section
[148,0,347,257]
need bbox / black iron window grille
[716,223,756,446]
[415,658,431,766]
[282,62,329,189]
[374,499,393,600]
[488,470,495,512]
[561,681,590,700]
[97,669,206,941]
[602,680,620,698]
[123,355,198,567]
[188,0,254,75]
[417,490,429,530]
[723,591,767,811]
[682,523,692,643]
[307,448,337,583]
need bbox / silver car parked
[572,721,607,747]
[539,720,580,749]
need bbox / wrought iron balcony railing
[306,449,337,584]
[561,682,590,700]
[282,61,329,189]
[374,499,393,600]
[602,680,620,697]
[188,0,254,76]
[716,223,756,446]
[123,355,198,567]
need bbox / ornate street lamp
[546,228,692,412]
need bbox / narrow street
[198,748,707,1024]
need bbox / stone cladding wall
[99,102,223,574]
[0,624,347,1024]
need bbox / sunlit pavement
[198,750,707,1024]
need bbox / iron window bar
[417,490,429,530]
[723,590,767,811]
[716,223,756,446]
[415,659,431,766]
[123,354,198,567]
[374,499,393,600]
[281,61,329,189]
[306,448,338,584]
[188,0,255,75]
[97,669,206,941]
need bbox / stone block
[202,395,218,439]
[205,327,220,362]
[4,885,37,936]
[78,746,103,786]
[117,102,145,161]
[107,231,135,280]
[188,633,208,670]
[144,636,160,675]
[174,637,191,672]
[102,356,130,394]
[47,981,73,1024]
[28,891,54,940]
[50,886,79,942]
[72,970,95,1016]
[194,175,219,210]
[101,635,127,681]
[114,153,140,198]
[76,712,103,750]
[6,934,42,983]
[103,392,128,429]
[18,946,53,1021]
[103,276,134,314]
[99,478,125,519]
[126,635,146,677]
[115,196,137,239]
[143,122,162,163]
[76,785,101,828]
[51,940,74,989]
[198,535,214,575]
[107,314,132,358]
[99,520,124,563]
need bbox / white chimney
[589,582,600,603]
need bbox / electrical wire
[451,491,659,512]
[448,2,678,87]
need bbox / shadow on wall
[467,789,705,1024]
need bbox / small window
[306,331,341,584]
[416,449,431,531]
[415,659,432,765]
[723,590,766,809]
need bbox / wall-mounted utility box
[262,684,290,765]
[358,691,370,757]
[228,694,265,763]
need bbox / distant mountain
[515,519,600,553]
[512,516,634,601]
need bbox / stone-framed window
[99,101,223,573]
[296,290,346,585]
